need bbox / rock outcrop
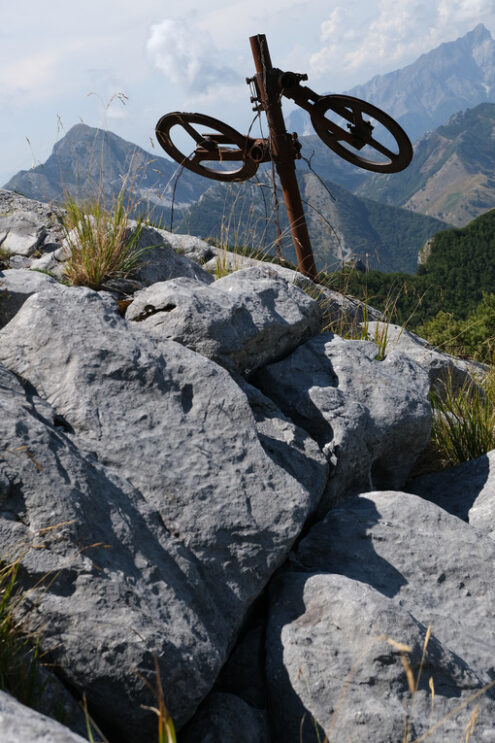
[126,266,322,375]
[255,333,431,509]
[265,490,495,742]
[0,691,89,743]
[409,449,495,539]
[366,321,487,395]
[0,187,492,742]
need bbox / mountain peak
[466,23,492,43]
[3,122,207,209]
[288,25,495,142]
[346,24,495,142]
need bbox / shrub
[417,293,495,363]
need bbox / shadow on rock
[290,496,408,598]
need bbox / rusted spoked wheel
[310,95,413,173]
[155,112,259,182]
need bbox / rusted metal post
[249,34,317,280]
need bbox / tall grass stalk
[139,655,177,743]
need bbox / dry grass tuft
[62,188,149,290]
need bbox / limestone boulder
[265,491,495,741]
[0,691,90,743]
[0,268,59,327]
[0,189,62,257]
[366,321,487,394]
[202,256,384,333]
[255,333,431,508]
[292,491,495,676]
[267,572,495,743]
[125,225,214,286]
[29,246,67,279]
[126,265,322,375]
[151,227,216,265]
[0,286,327,740]
[409,449,495,539]
[0,215,46,256]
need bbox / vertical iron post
[249,34,317,280]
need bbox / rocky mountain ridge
[4,123,207,213]
[355,102,495,226]
[288,23,495,143]
[175,170,449,273]
[1,188,495,742]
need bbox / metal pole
[249,34,317,280]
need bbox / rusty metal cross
[155,33,412,280]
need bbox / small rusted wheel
[310,95,413,173]
[155,112,259,182]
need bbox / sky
[2,0,495,184]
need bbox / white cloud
[311,0,495,87]
[146,19,240,94]
[0,52,59,103]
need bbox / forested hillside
[326,209,495,360]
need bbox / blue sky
[2,0,495,184]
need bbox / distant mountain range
[5,25,495,273]
[4,121,449,273]
[288,24,495,143]
[4,124,207,212]
[355,103,495,227]
[175,171,449,273]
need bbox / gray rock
[366,322,487,394]
[0,192,214,289]
[0,269,58,328]
[409,449,495,538]
[238,381,328,499]
[255,334,431,508]
[0,287,326,739]
[126,225,214,286]
[29,247,67,279]
[0,691,90,743]
[151,227,216,265]
[292,491,495,680]
[266,262,384,331]
[203,255,383,334]
[180,693,270,743]
[203,250,262,275]
[266,572,495,743]
[126,266,322,375]
[0,189,63,257]
[6,255,31,269]
[0,215,46,256]
[0,361,218,739]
